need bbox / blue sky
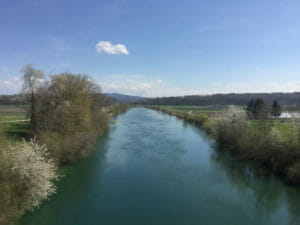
[0,0,300,96]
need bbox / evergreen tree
[246,99,255,118]
[247,99,254,112]
[272,99,281,117]
[254,98,269,119]
[247,98,269,119]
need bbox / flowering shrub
[211,105,300,184]
[6,139,58,210]
[0,139,58,224]
[211,106,249,148]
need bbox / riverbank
[143,105,300,185]
[142,105,213,132]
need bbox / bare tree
[21,64,44,134]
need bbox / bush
[0,139,58,225]
[188,113,209,124]
[211,106,300,184]
[211,106,249,149]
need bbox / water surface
[20,108,300,225]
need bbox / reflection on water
[211,147,300,225]
[20,108,300,225]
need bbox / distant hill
[104,93,146,103]
[0,93,144,105]
[138,92,300,106]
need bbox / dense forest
[139,93,300,106]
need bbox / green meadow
[0,105,29,140]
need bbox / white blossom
[3,139,58,211]
[211,105,248,138]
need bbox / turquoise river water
[20,108,300,225]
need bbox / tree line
[138,93,300,106]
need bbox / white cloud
[95,41,129,55]
[101,79,152,96]
[0,77,22,94]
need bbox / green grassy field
[0,105,25,112]
[156,105,226,115]
[0,112,26,121]
[0,105,29,140]
[2,121,30,139]
[0,105,26,120]
[248,119,294,140]
[270,119,296,140]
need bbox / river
[20,108,300,225]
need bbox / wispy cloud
[98,73,300,97]
[100,78,152,96]
[197,19,254,33]
[95,41,129,55]
[205,81,300,94]
[198,25,222,33]
[1,74,299,97]
[98,75,197,97]
[0,77,22,94]
[49,38,72,55]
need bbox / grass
[272,120,295,139]
[144,105,212,131]
[0,105,26,121]
[0,105,29,140]
[0,105,25,112]
[0,105,26,120]
[2,121,30,140]
[0,112,26,121]
[156,105,226,116]
[248,119,294,140]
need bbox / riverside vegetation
[145,100,300,185]
[1,65,300,224]
[0,65,130,225]
[211,103,300,185]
